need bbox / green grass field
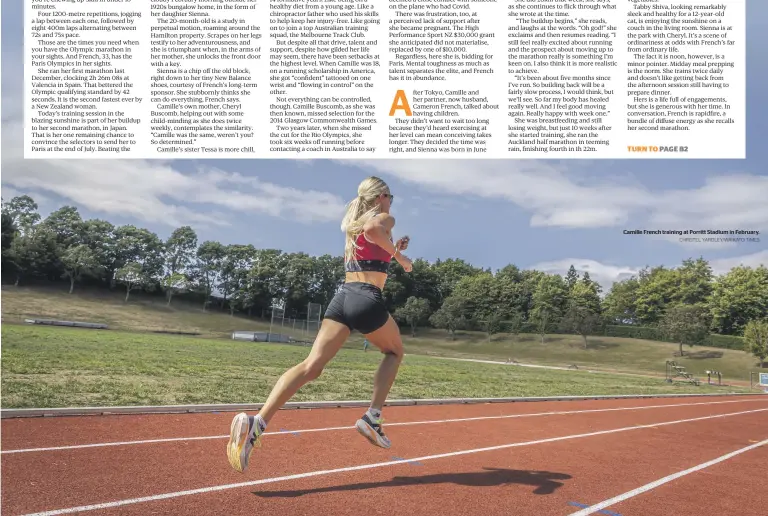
[0,324,750,409]
[0,285,761,408]
[3,286,762,378]
[401,330,762,382]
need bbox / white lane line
[568,437,768,515]
[4,398,767,455]
[18,407,768,516]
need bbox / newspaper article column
[386,0,503,156]
[505,0,743,158]
[147,0,264,157]
[25,0,265,158]
[507,0,623,157]
[268,0,386,156]
[25,0,150,156]
[623,0,744,158]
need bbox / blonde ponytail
[341,176,389,265]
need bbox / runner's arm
[363,214,399,256]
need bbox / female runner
[227,176,413,473]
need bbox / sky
[2,1,766,293]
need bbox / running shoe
[355,413,391,448]
[227,412,261,472]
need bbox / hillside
[2,285,762,383]
[1,284,289,338]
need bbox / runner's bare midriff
[345,271,387,290]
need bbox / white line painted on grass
[567,437,768,515]
[17,407,768,516]
[4,398,768,455]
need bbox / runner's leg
[227,317,350,472]
[355,314,404,448]
[258,318,350,424]
[366,315,404,409]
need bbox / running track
[2,395,767,515]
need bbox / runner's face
[379,191,393,212]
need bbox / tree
[2,211,17,253]
[507,310,523,342]
[41,206,84,248]
[163,226,198,304]
[462,270,526,342]
[560,280,602,348]
[446,271,525,334]
[2,195,41,234]
[495,264,523,284]
[519,269,547,315]
[530,274,568,343]
[632,259,713,326]
[560,305,601,349]
[246,248,284,315]
[311,254,345,309]
[115,262,149,302]
[709,265,768,335]
[4,226,59,285]
[673,258,713,305]
[61,244,101,293]
[162,272,189,305]
[405,259,442,310]
[219,244,256,315]
[194,241,225,310]
[429,295,469,340]
[432,258,485,302]
[80,219,117,284]
[602,277,639,324]
[658,304,710,357]
[580,272,603,296]
[743,319,768,368]
[494,270,528,318]
[571,276,602,314]
[279,252,316,314]
[634,266,679,325]
[564,265,579,291]
[382,271,407,312]
[395,296,431,337]
[165,226,198,272]
[114,225,165,286]
[1,212,18,279]
[447,273,495,326]
[479,310,504,342]
[531,306,552,344]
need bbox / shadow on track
[252,467,572,498]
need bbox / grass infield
[1,324,751,409]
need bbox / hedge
[603,325,744,350]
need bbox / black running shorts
[323,282,390,334]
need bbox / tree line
[2,195,767,365]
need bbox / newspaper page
[3,1,768,514]
[25,0,744,159]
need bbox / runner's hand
[395,236,410,251]
[397,254,413,272]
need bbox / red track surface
[2,395,767,516]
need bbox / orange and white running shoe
[227,412,261,473]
